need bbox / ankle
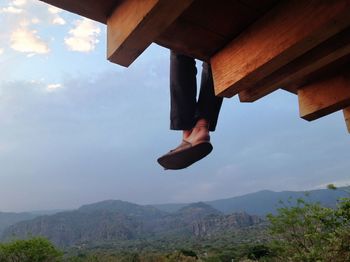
[183,130,191,139]
[191,125,210,142]
[195,119,209,128]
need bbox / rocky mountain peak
[176,202,222,219]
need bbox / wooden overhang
[40,0,350,133]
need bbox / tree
[326,185,350,261]
[267,187,350,262]
[166,251,198,262]
[245,244,273,260]
[0,237,63,262]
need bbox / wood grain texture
[239,0,279,12]
[155,0,269,61]
[298,71,350,121]
[239,28,350,102]
[343,107,350,133]
[155,18,225,62]
[286,54,350,96]
[211,0,350,97]
[40,0,277,62]
[107,0,193,67]
[39,0,121,24]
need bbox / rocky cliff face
[191,212,262,237]
[1,201,262,247]
[0,212,37,236]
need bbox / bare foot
[185,119,210,145]
[182,130,192,140]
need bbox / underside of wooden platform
[40,0,121,24]
[40,0,350,133]
[155,0,278,62]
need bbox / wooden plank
[40,0,121,24]
[298,70,350,121]
[282,86,298,95]
[41,0,277,63]
[211,0,350,97]
[344,107,350,133]
[239,27,350,102]
[155,0,271,62]
[156,19,225,62]
[239,0,279,12]
[282,53,350,96]
[172,0,266,38]
[107,0,193,67]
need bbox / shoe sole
[157,142,213,170]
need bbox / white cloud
[1,0,68,57]
[0,0,27,13]
[1,6,23,13]
[0,49,3,55]
[64,18,100,52]
[52,16,66,25]
[10,28,50,54]
[48,6,62,14]
[12,0,27,6]
[31,17,40,24]
[47,5,66,25]
[46,83,63,92]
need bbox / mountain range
[0,187,348,248]
[0,212,36,236]
[1,201,261,248]
[153,187,349,215]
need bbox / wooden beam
[155,0,276,62]
[107,0,193,67]
[238,28,350,102]
[155,18,225,62]
[298,71,350,121]
[344,107,350,133]
[211,0,350,97]
[40,0,121,24]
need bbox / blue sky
[0,0,349,212]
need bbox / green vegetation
[267,185,350,261]
[0,186,349,261]
[63,186,349,261]
[1,202,263,248]
[0,237,63,262]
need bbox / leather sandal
[157,138,213,170]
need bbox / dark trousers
[170,51,223,132]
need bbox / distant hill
[0,212,36,236]
[153,187,349,216]
[1,187,348,248]
[0,210,64,236]
[78,199,165,219]
[1,201,261,248]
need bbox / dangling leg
[169,51,197,140]
[157,51,199,169]
[158,58,221,170]
[186,62,223,145]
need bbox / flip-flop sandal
[157,140,213,170]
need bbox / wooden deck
[40,0,350,133]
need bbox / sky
[0,0,349,212]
